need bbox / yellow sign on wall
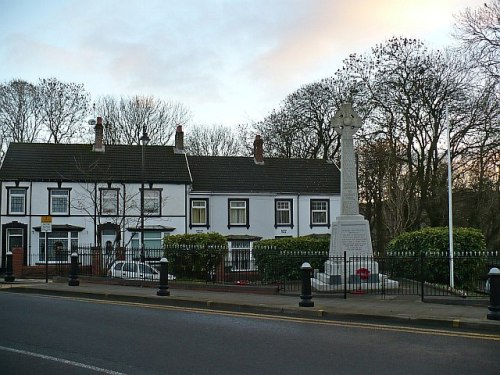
[41,215,52,223]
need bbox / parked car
[108,261,175,281]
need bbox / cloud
[0,0,484,127]
[247,0,483,88]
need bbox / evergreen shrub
[163,233,227,281]
[386,227,486,290]
[253,236,329,282]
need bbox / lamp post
[140,125,150,263]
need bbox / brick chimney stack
[175,125,184,154]
[93,116,105,152]
[253,134,264,164]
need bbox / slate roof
[187,156,340,194]
[0,143,341,194]
[0,143,192,184]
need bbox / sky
[0,0,484,128]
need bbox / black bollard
[299,262,314,307]
[487,267,500,320]
[4,251,15,282]
[68,252,80,286]
[157,257,170,296]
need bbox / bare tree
[37,78,90,143]
[253,79,355,160]
[453,0,500,80]
[95,95,191,145]
[0,79,43,158]
[342,38,472,229]
[184,124,244,156]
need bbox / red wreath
[356,267,370,281]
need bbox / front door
[6,228,24,268]
[7,228,24,253]
[2,223,28,268]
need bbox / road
[0,292,498,374]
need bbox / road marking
[0,345,126,375]
[29,293,500,342]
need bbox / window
[101,189,119,215]
[310,199,330,226]
[275,199,293,227]
[144,231,163,249]
[228,240,255,271]
[228,199,249,228]
[143,189,161,215]
[8,188,27,214]
[39,231,78,262]
[190,199,209,227]
[130,231,164,258]
[50,189,70,215]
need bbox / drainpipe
[185,185,188,234]
[94,182,98,245]
[121,183,126,246]
[28,180,32,265]
[296,193,300,237]
[0,181,2,268]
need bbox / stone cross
[331,103,363,216]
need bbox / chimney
[175,125,184,154]
[253,134,264,164]
[93,116,105,152]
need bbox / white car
[108,261,175,281]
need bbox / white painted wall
[187,192,340,239]
[0,180,188,266]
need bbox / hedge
[163,233,228,280]
[253,236,330,282]
[386,227,487,289]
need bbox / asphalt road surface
[0,292,498,375]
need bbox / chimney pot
[93,116,105,152]
[253,134,264,164]
[175,125,184,154]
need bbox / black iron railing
[21,245,499,299]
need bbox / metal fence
[21,245,499,299]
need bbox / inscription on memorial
[340,226,369,254]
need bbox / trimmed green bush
[254,236,329,282]
[163,233,227,280]
[386,227,487,290]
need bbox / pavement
[1,277,500,334]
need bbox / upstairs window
[8,188,27,214]
[143,189,161,215]
[275,199,293,227]
[101,189,119,215]
[228,199,249,228]
[310,199,329,227]
[190,199,209,227]
[50,189,70,215]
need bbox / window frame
[274,199,293,228]
[227,240,255,271]
[100,188,119,216]
[7,187,27,215]
[142,188,162,216]
[130,231,165,250]
[227,198,250,229]
[190,198,209,228]
[38,230,79,262]
[48,188,71,216]
[310,199,330,227]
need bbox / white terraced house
[0,120,340,273]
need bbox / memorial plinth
[312,104,398,292]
